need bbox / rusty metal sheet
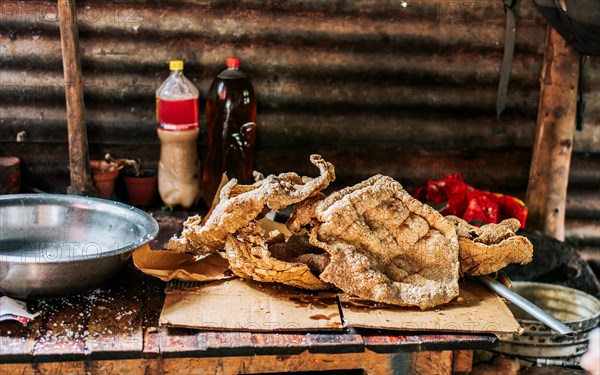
[0,0,597,251]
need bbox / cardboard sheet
[160,278,521,334]
[132,244,232,283]
[339,280,523,334]
[160,278,343,331]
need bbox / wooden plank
[85,263,144,359]
[0,351,451,374]
[0,359,148,375]
[36,361,86,374]
[0,353,394,374]
[157,327,202,356]
[140,222,176,358]
[0,364,35,374]
[141,274,167,356]
[250,332,308,356]
[142,326,163,357]
[304,331,364,354]
[196,331,255,357]
[452,350,474,373]
[159,351,400,374]
[1,361,88,374]
[358,332,407,349]
[85,359,151,375]
[412,350,453,375]
[470,355,520,374]
[32,295,90,361]
[526,26,580,240]
[362,331,498,353]
[405,333,498,352]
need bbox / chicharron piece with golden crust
[445,215,534,276]
[288,175,461,310]
[165,154,335,290]
[165,154,336,255]
[224,221,330,290]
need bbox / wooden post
[58,0,96,196]
[526,27,580,241]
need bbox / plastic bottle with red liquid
[156,60,201,209]
[202,57,257,207]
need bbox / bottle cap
[169,60,184,71]
[226,57,240,68]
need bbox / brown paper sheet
[132,218,289,283]
[132,244,232,282]
[339,280,523,334]
[159,278,343,331]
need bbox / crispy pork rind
[446,216,534,276]
[164,154,335,290]
[288,175,460,310]
[165,154,336,255]
[224,221,330,290]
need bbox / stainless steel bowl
[0,194,159,298]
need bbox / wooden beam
[0,352,406,374]
[412,351,453,375]
[452,350,473,373]
[526,26,580,241]
[58,0,96,196]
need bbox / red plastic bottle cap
[226,57,240,68]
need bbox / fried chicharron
[446,215,534,276]
[167,155,534,309]
[288,175,460,310]
[166,154,335,290]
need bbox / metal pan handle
[477,275,575,336]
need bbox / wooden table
[0,211,498,374]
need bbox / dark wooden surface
[0,209,498,364]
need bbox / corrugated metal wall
[0,0,598,257]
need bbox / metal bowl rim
[0,193,159,263]
[509,281,600,325]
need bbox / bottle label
[156,98,199,131]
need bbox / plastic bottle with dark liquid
[202,57,257,207]
[156,60,201,209]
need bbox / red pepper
[414,173,527,228]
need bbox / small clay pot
[124,169,158,207]
[90,160,120,199]
[0,156,21,194]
